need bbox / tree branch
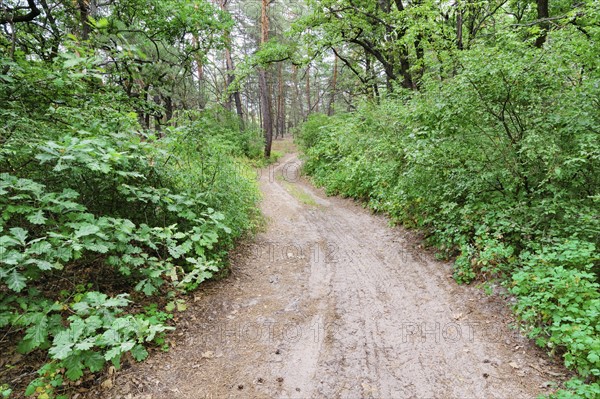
[331,47,368,84]
[0,0,41,24]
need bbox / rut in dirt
[96,150,568,399]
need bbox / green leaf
[24,382,36,396]
[1,250,24,266]
[74,338,95,351]
[120,341,135,353]
[64,356,84,381]
[104,346,121,362]
[136,279,158,296]
[0,310,12,328]
[26,210,47,225]
[29,240,52,255]
[49,331,74,360]
[103,296,130,308]
[6,270,27,292]
[9,228,28,244]
[33,260,56,271]
[99,329,120,347]
[63,56,83,68]
[24,315,48,349]
[84,292,108,306]
[84,242,110,253]
[84,352,105,372]
[165,301,175,312]
[75,224,100,238]
[71,301,90,315]
[130,344,148,362]
[110,354,121,369]
[0,235,19,248]
[17,338,38,354]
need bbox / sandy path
[94,147,568,399]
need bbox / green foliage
[164,109,263,248]
[549,379,600,399]
[1,44,260,396]
[299,20,600,395]
[0,384,11,398]
[511,265,599,377]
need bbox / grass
[272,138,297,154]
[283,181,319,207]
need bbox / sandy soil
[90,144,569,399]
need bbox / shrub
[0,55,261,397]
[299,33,600,395]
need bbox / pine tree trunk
[260,0,273,157]
[276,63,285,138]
[292,65,304,126]
[305,64,312,117]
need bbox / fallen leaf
[101,379,114,390]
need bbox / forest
[0,0,599,398]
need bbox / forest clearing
[1,1,599,398]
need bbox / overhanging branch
[1,0,40,24]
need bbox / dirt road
[97,148,568,399]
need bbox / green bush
[0,53,260,397]
[161,112,263,249]
[299,32,600,395]
[511,264,599,377]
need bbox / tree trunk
[192,34,207,109]
[260,0,273,157]
[259,70,273,156]
[399,46,413,90]
[164,96,173,123]
[456,5,464,50]
[305,64,312,116]
[291,65,304,126]
[413,34,425,89]
[534,0,549,48]
[219,0,244,127]
[276,62,285,138]
[292,65,304,125]
[77,0,91,40]
[328,53,338,116]
[365,53,379,99]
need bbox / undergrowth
[0,53,262,398]
[299,35,600,398]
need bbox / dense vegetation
[0,1,264,397]
[298,2,600,397]
[2,0,600,397]
[0,58,263,399]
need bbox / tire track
[96,150,568,399]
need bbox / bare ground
[91,143,569,399]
